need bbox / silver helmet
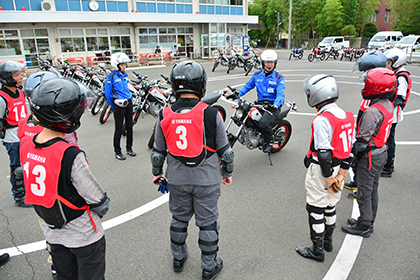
[384,48,407,69]
[302,74,339,108]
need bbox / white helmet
[261,50,278,68]
[302,74,339,108]
[110,53,131,71]
[384,48,407,69]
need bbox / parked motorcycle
[212,49,236,74]
[325,45,341,60]
[352,47,366,60]
[289,43,307,60]
[340,46,354,61]
[308,47,327,62]
[245,49,263,76]
[232,49,254,72]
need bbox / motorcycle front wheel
[298,52,303,59]
[308,54,314,62]
[91,95,105,115]
[271,119,292,153]
[245,64,253,76]
[212,60,219,72]
[99,103,112,124]
[289,53,292,60]
[320,53,326,61]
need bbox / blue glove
[154,177,169,194]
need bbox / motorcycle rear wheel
[320,53,326,61]
[212,60,219,72]
[308,54,314,62]
[271,119,292,153]
[289,53,292,60]
[298,52,303,59]
[99,103,112,124]
[245,64,253,76]
[213,105,226,122]
[91,95,105,115]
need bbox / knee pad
[199,221,219,256]
[12,166,24,190]
[325,205,337,226]
[307,204,326,237]
[170,216,189,246]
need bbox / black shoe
[348,218,374,233]
[173,257,187,273]
[115,153,126,160]
[342,222,371,237]
[295,246,325,262]
[0,253,10,266]
[15,198,32,208]
[347,191,357,200]
[127,149,137,157]
[380,169,392,178]
[344,181,357,190]
[202,258,223,280]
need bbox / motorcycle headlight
[169,95,177,104]
[235,109,244,119]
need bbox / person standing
[21,78,109,279]
[0,61,29,207]
[151,61,233,280]
[237,50,285,153]
[296,74,354,262]
[342,68,396,237]
[381,48,412,178]
[104,52,136,160]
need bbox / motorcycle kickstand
[268,151,273,166]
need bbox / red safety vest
[18,114,43,140]
[161,102,216,167]
[20,137,97,232]
[0,88,27,128]
[308,110,355,159]
[396,71,412,105]
[358,102,393,148]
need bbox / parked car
[394,35,420,54]
[318,36,349,49]
[368,31,403,50]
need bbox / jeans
[3,141,22,197]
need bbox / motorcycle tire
[289,53,292,60]
[213,104,227,122]
[349,54,354,62]
[298,52,303,60]
[255,60,263,70]
[320,53,326,61]
[91,95,105,115]
[308,54,314,62]
[147,132,155,149]
[271,119,292,153]
[340,53,344,61]
[334,52,339,60]
[212,61,219,72]
[245,64,253,76]
[99,103,112,124]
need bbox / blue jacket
[239,70,285,109]
[104,70,132,108]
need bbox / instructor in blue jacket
[238,49,285,152]
[104,53,136,160]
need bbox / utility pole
[287,0,292,49]
[276,11,280,49]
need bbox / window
[385,10,390,23]
[138,26,193,50]
[0,29,21,56]
[371,11,378,22]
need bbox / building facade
[0,0,258,65]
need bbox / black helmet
[24,71,60,98]
[0,61,25,87]
[30,78,87,133]
[170,61,206,99]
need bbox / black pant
[384,123,397,172]
[113,99,133,153]
[259,107,280,143]
[49,236,106,280]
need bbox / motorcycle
[352,47,366,60]
[308,47,327,62]
[340,46,354,61]
[232,49,254,73]
[325,45,341,60]
[212,49,236,74]
[245,49,263,76]
[289,43,307,60]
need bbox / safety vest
[0,88,27,128]
[161,102,216,167]
[396,71,411,106]
[359,99,371,112]
[18,114,43,140]
[308,110,355,159]
[20,137,96,231]
[358,102,393,148]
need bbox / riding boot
[324,224,335,252]
[296,237,325,262]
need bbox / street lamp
[288,0,292,49]
[275,10,280,49]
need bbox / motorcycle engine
[239,127,263,149]
[149,102,163,118]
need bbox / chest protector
[358,103,393,148]
[21,137,96,231]
[0,88,28,128]
[359,99,371,113]
[308,110,355,159]
[18,115,43,140]
[161,102,215,167]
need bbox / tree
[353,0,381,35]
[362,22,378,37]
[315,0,344,37]
[292,0,324,39]
[341,25,358,37]
[390,0,420,35]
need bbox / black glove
[225,92,237,100]
[394,96,405,109]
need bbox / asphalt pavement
[0,50,419,280]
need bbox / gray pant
[168,183,221,271]
[356,151,387,226]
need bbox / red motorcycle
[308,47,327,62]
[340,47,354,61]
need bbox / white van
[368,31,403,49]
[394,35,420,53]
[318,36,350,49]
